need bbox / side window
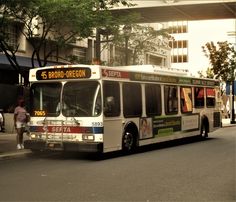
[194,87,204,108]
[206,88,215,107]
[180,87,193,113]
[123,83,142,117]
[145,84,161,116]
[164,85,178,114]
[103,81,120,117]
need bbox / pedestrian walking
[14,97,30,150]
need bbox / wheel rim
[123,132,134,151]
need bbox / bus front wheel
[122,131,135,152]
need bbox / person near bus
[14,97,30,150]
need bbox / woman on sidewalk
[14,97,30,150]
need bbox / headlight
[30,133,36,139]
[30,133,46,140]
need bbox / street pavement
[0,118,235,160]
[0,132,31,160]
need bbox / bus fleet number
[92,122,103,127]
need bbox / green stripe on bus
[157,128,174,137]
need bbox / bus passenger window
[180,87,192,113]
[194,87,204,108]
[104,96,115,113]
[123,83,142,117]
[206,88,215,107]
[164,86,178,114]
[103,81,120,117]
[145,84,161,116]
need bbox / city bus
[24,64,222,153]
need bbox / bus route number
[41,71,47,79]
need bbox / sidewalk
[0,119,235,160]
[0,132,31,160]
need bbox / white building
[126,1,236,75]
[169,19,236,76]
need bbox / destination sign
[36,67,91,80]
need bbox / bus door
[103,81,122,152]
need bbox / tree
[129,24,171,65]
[0,0,132,81]
[202,41,236,82]
[197,67,214,79]
[0,0,28,82]
[105,23,171,65]
[202,41,236,123]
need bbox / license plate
[48,143,55,148]
[47,143,62,149]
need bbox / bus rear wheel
[122,131,135,152]
[200,123,208,138]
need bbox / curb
[0,150,31,160]
[223,124,236,128]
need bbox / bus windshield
[62,81,101,117]
[30,81,101,117]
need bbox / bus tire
[200,119,209,138]
[122,131,136,152]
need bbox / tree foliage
[108,23,171,65]
[0,0,132,79]
[129,24,171,65]
[198,67,214,79]
[1,0,171,76]
[202,41,236,82]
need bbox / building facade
[0,19,171,111]
[167,19,236,76]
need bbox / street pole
[95,28,101,64]
[231,80,235,124]
[125,36,128,65]
[229,18,236,124]
[123,25,132,66]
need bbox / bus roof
[32,64,189,74]
[29,64,219,86]
[113,65,189,76]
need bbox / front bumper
[24,140,103,153]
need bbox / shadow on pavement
[25,136,216,161]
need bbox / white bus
[24,64,222,153]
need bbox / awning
[0,54,60,70]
